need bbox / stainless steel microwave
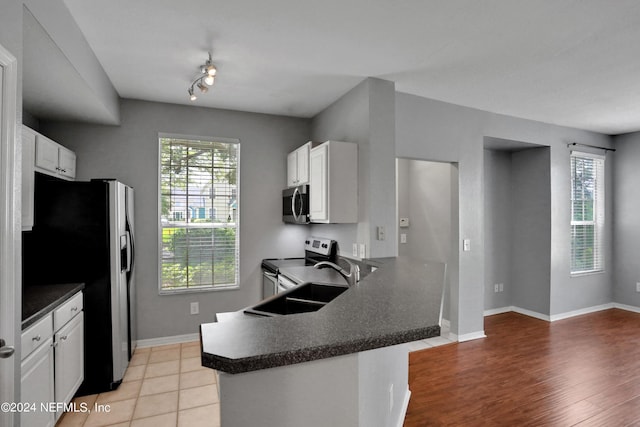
[283,185,310,224]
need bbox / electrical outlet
[190,302,199,315]
[400,233,407,244]
[389,383,394,413]
[494,284,499,293]
[359,243,366,259]
[499,283,504,292]
[352,243,358,257]
[636,282,640,293]
[377,226,386,241]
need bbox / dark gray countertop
[22,283,85,330]
[200,256,445,374]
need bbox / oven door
[262,270,277,299]
[277,274,300,293]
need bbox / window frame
[570,151,605,276]
[157,133,241,295]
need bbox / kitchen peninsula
[200,257,446,427]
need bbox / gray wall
[42,99,311,340]
[511,148,552,314]
[483,150,512,310]
[395,93,613,335]
[613,132,640,306]
[310,78,397,258]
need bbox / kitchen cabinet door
[287,142,312,187]
[35,135,59,174]
[21,337,55,427]
[54,312,84,420]
[309,141,358,223]
[287,151,298,187]
[296,143,310,185]
[21,127,36,230]
[309,143,328,222]
[58,147,76,180]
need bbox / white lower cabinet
[20,337,55,427]
[20,291,84,427]
[54,312,84,419]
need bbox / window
[570,152,604,274]
[159,135,239,292]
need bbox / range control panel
[304,236,336,256]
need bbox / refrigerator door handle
[125,232,132,273]
[120,234,128,272]
[126,223,135,274]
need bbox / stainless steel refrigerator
[23,177,136,395]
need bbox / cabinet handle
[51,342,58,348]
[71,307,78,312]
[59,336,68,341]
[32,335,41,342]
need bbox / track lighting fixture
[188,52,218,101]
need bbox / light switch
[377,226,386,241]
[463,239,471,252]
[400,233,407,244]
[352,243,359,257]
[359,244,366,259]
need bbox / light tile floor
[406,321,454,352]
[55,328,449,427]
[56,342,220,427]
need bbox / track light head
[197,81,209,93]
[188,52,218,100]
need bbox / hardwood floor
[405,309,640,426]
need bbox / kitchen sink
[244,282,348,317]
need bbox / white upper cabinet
[287,141,311,187]
[22,126,77,230]
[309,141,358,224]
[29,127,77,180]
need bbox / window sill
[159,285,239,295]
[570,270,605,278]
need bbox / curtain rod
[567,142,616,152]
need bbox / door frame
[0,42,19,427]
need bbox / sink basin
[244,282,348,317]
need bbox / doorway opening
[396,158,459,339]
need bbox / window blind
[570,152,604,274]
[159,136,239,291]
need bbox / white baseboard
[510,306,550,321]
[484,306,514,316]
[396,387,412,427]
[457,331,486,342]
[484,303,640,323]
[613,303,640,314]
[549,303,614,322]
[136,332,200,349]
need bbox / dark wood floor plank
[405,309,640,426]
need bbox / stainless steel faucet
[313,259,360,287]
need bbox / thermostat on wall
[399,218,409,228]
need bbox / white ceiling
[46,0,640,134]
